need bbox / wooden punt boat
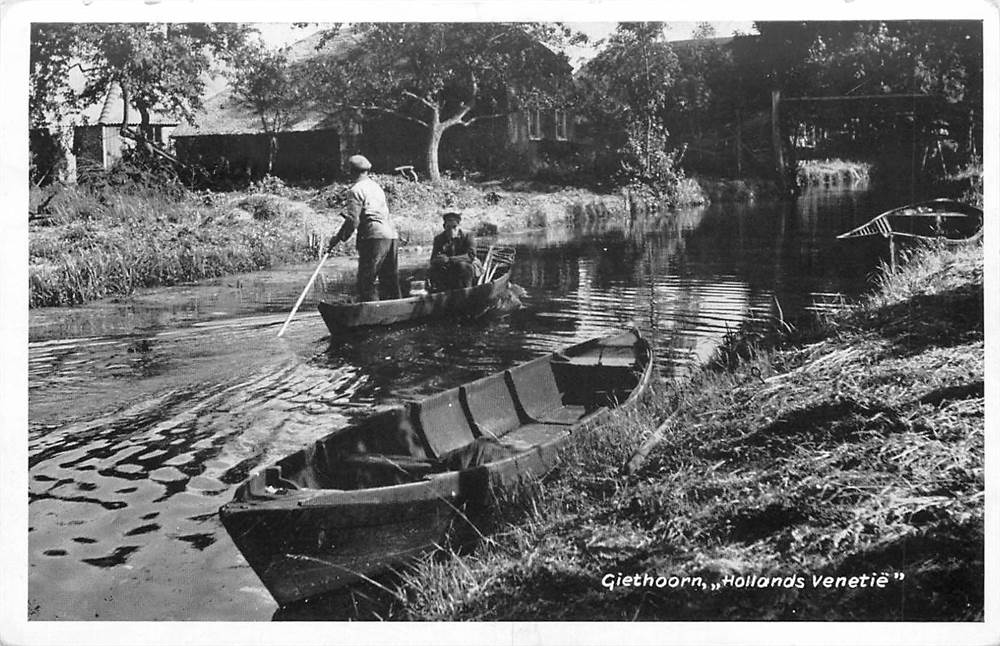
[219,329,654,606]
[317,272,511,334]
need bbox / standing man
[429,211,480,291]
[327,155,401,302]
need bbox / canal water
[27,187,899,620]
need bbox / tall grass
[29,188,338,307]
[797,159,872,188]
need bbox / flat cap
[347,155,372,171]
[441,211,463,221]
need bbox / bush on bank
[379,241,984,621]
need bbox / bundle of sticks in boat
[478,245,516,285]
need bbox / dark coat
[430,229,476,264]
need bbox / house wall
[358,107,580,180]
[357,117,427,176]
[72,126,105,175]
[173,129,341,182]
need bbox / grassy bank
[796,159,873,188]
[29,186,340,307]
[29,166,790,309]
[29,177,629,308]
[383,241,984,621]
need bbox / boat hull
[317,273,510,334]
[219,330,654,606]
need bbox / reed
[29,189,339,307]
[796,159,873,188]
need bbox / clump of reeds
[796,159,873,188]
[29,187,339,307]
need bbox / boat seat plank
[594,331,640,347]
[334,454,440,488]
[560,350,636,367]
[412,389,477,460]
[461,372,522,439]
[501,423,570,446]
[534,405,588,425]
[506,358,586,425]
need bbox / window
[554,110,568,141]
[527,109,542,140]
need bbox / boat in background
[836,198,982,271]
[219,329,654,606]
[317,244,516,334]
[837,198,983,243]
[317,272,511,334]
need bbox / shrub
[77,145,188,201]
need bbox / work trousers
[356,238,401,302]
[429,259,477,291]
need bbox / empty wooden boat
[219,329,654,606]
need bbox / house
[30,82,178,185]
[170,28,580,183]
[169,87,346,184]
[169,31,359,183]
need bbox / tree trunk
[645,114,652,172]
[120,86,129,127]
[426,107,443,183]
[266,134,277,176]
[138,106,150,132]
[770,89,787,193]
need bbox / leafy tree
[227,42,310,175]
[668,23,733,142]
[751,21,983,166]
[29,24,78,128]
[578,23,681,186]
[306,23,581,182]
[30,23,250,134]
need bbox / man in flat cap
[327,155,401,301]
[428,211,480,291]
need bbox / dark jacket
[430,229,476,264]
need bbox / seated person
[428,211,481,291]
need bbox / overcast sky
[255,20,758,50]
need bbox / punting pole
[277,252,330,338]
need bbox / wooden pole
[622,410,680,476]
[277,252,330,338]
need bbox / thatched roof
[87,83,179,126]
[172,29,358,138]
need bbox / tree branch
[441,102,475,129]
[460,112,510,126]
[401,90,436,111]
[347,103,429,128]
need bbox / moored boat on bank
[837,198,983,243]
[219,329,654,606]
